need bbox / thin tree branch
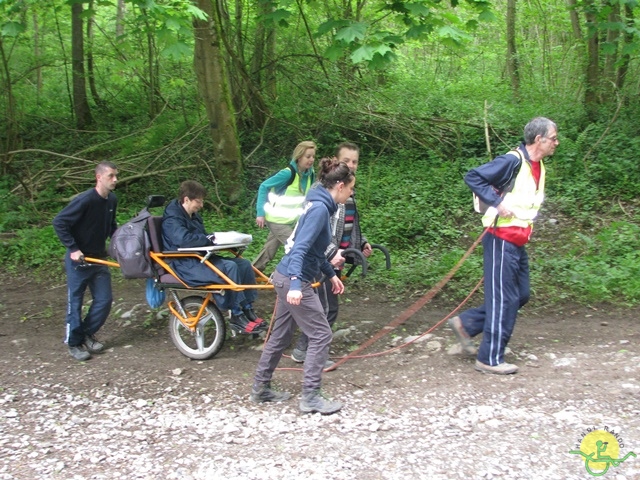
[295,0,330,81]
[581,95,623,170]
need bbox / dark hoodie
[53,188,117,257]
[161,198,213,251]
[276,184,337,291]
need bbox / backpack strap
[499,148,524,194]
[472,148,524,214]
[284,164,296,188]
[275,164,297,195]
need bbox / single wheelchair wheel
[168,295,226,360]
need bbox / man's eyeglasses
[544,135,558,142]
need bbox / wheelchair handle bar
[342,244,391,278]
[341,248,368,278]
[371,244,391,270]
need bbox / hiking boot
[250,382,291,403]
[291,348,335,368]
[448,316,477,355]
[290,348,306,363]
[68,345,91,362]
[230,312,267,334]
[474,360,519,375]
[323,359,336,369]
[84,335,104,353]
[300,389,343,415]
[243,308,265,325]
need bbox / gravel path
[2,342,639,479]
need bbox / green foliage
[536,222,640,305]
[0,225,64,271]
[362,244,483,301]
[314,0,495,68]
[1,0,640,311]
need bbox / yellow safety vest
[264,174,310,225]
[482,160,546,228]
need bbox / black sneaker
[68,345,91,361]
[84,335,104,353]
[230,312,267,334]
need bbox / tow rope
[325,228,487,370]
[266,228,488,372]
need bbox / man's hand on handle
[70,250,84,262]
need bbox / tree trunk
[584,2,600,119]
[33,12,42,99]
[193,0,243,202]
[53,4,74,118]
[264,14,277,98]
[226,0,244,114]
[216,0,269,129]
[295,0,329,80]
[615,4,634,91]
[71,1,93,129]
[603,2,620,87]
[116,0,126,39]
[143,15,160,119]
[251,0,277,99]
[87,0,105,109]
[506,0,520,97]
[0,36,19,159]
[251,3,266,89]
[566,0,583,40]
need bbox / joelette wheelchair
[85,195,274,360]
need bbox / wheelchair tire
[168,296,226,360]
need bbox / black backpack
[108,209,155,279]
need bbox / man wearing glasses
[449,117,558,375]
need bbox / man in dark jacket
[291,142,371,365]
[449,117,558,375]
[161,180,266,334]
[53,162,118,361]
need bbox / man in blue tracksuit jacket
[449,117,558,375]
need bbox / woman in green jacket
[253,141,316,272]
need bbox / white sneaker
[474,360,519,375]
[448,316,477,355]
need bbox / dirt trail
[1,274,639,479]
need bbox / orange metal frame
[85,248,275,333]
